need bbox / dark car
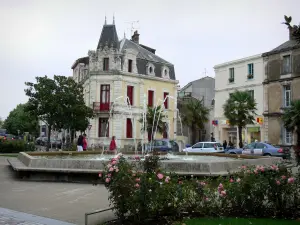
[40,137,62,149]
[225,142,290,158]
[140,139,179,153]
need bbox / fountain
[6,93,283,182]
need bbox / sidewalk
[0,207,76,225]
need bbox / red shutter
[163,92,168,109]
[100,85,110,111]
[126,118,132,138]
[148,90,154,107]
[127,86,133,105]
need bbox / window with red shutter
[126,118,133,138]
[128,59,133,72]
[100,85,110,111]
[163,92,169,109]
[127,86,134,105]
[148,90,154,107]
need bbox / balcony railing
[93,102,110,112]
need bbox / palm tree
[282,100,300,163]
[139,105,166,141]
[223,90,257,148]
[180,98,209,144]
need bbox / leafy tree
[282,100,300,164]
[139,105,166,142]
[3,103,39,136]
[223,90,257,148]
[180,98,209,144]
[0,117,3,128]
[283,15,300,43]
[25,75,93,150]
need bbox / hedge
[0,140,36,153]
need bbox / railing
[93,102,110,112]
[85,207,114,225]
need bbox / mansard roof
[97,24,119,50]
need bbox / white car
[183,142,224,153]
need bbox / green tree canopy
[25,75,94,150]
[3,103,38,136]
[223,90,257,148]
[180,98,209,144]
[139,105,166,142]
[0,117,3,128]
[282,100,300,147]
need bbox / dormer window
[128,59,133,72]
[146,62,155,76]
[161,66,170,79]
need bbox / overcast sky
[0,0,299,119]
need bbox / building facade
[177,76,215,143]
[72,20,178,149]
[214,54,264,145]
[262,27,300,146]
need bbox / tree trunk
[191,124,196,145]
[46,125,51,152]
[238,126,243,148]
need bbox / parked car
[0,134,16,141]
[225,142,290,158]
[183,142,224,153]
[40,137,62,149]
[35,137,43,145]
[139,139,179,153]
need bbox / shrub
[0,140,36,153]
[99,156,300,224]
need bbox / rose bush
[99,155,300,224]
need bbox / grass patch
[180,218,300,225]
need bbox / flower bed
[98,153,300,224]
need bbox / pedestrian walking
[77,135,83,152]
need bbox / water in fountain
[100,96,138,158]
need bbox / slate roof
[119,38,176,80]
[71,56,89,69]
[97,25,119,50]
[72,23,176,80]
[262,40,300,57]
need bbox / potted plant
[247,74,254,79]
[228,77,234,83]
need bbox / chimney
[131,30,140,44]
[289,26,297,41]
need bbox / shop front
[243,126,261,143]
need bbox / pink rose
[107,173,111,177]
[115,168,119,173]
[134,156,140,160]
[236,178,241,183]
[109,167,114,172]
[205,197,209,201]
[276,180,281,185]
[200,181,206,186]
[288,177,295,184]
[259,167,265,172]
[132,173,136,177]
[241,165,247,169]
[229,179,234,183]
[218,183,223,189]
[111,160,117,165]
[98,173,102,177]
[105,178,110,183]
[220,190,226,197]
[157,173,164,180]
[107,164,112,168]
[135,183,140,188]
[165,178,170,183]
[254,169,258,174]
[135,178,140,182]
[178,181,183,184]
[281,175,287,180]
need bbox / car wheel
[263,153,271,157]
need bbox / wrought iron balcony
[93,102,110,112]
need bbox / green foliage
[283,15,300,43]
[180,98,209,144]
[0,117,3,128]
[24,75,94,149]
[282,100,300,164]
[0,140,36,153]
[139,105,166,141]
[99,157,300,224]
[223,90,257,147]
[3,103,39,136]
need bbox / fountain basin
[7,151,282,182]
